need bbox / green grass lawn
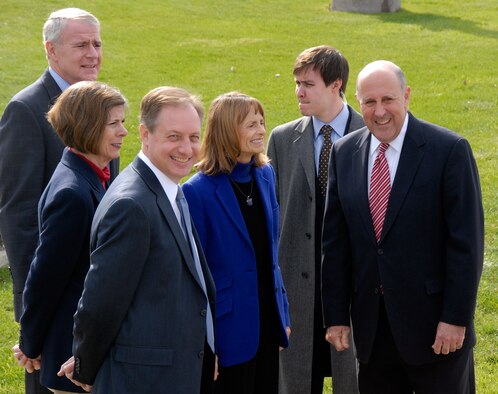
[1,0,497,392]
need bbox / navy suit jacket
[0,69,119,320]
[20,149,105,392]
[183,164,290,367]
[72,157,215,394]
[322,113,484,365]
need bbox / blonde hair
[197,92,269,176]
[140,86,203,132]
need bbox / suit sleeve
[0,100,48,319]
[440,138,484,326]
[266,131,279,202]
[72,198,151,385]
[321,146,353,327]
[267,165,291,328]
[20,188,91,357]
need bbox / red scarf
[69,148,110,189]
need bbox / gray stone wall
[331,0,401,13]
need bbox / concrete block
[331,0,401,13]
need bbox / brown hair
[293,45,349,96]
[140,86,204,132]
[47,81,126,153]
[197,92,269,176]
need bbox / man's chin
[79,70,100,81]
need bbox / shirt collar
[369,113,409,157]
[312,102,349,140]
[138,150,179,205]
[48,67,71,92]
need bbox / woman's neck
[231,159,254,182]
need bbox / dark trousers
[201,342,216,394]
[214,341,279,394]
[359,299,475,394]
[25,370,51,394]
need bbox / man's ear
[139,123,149,144]
[331,78,343,92]
[45,41,56,59]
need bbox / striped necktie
[369,143,391,243]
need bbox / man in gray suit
[58,87,216,394]
[0,8,116,394]
[267,45,363,394]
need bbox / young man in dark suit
[267,45,362,394]
[0,8,118,394]
[322,60,484,393]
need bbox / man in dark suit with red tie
[321,60,484,393]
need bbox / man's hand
[279,326,292,351]
[432,321,466,355]
[12,344,41,373]
[325,325,351,351]
[214,355,219,381]
[58,356,92,392]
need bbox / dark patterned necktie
[369,143,390,242]
[318,125,333,197]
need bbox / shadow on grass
[375,9,498,40]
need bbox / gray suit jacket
[0,69,119,320]
[267,105,363,394]
[72,157,215,394]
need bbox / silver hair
[43,8,99,45]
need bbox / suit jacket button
[198,351,205,358]
[305,233,311,239]
[301,272,309,279]
[200,309,207,317]
[377,248,384,255]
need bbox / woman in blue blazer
[183,92,290,394]
[12,81,127,393]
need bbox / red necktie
[369,143,390,242]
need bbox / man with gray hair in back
[0,8,118,393]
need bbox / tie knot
[321,124,332,139]
[379,143,389,154]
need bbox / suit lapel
[132,158,205,289]
[41,68,63,106]
[212,174,252,244]
[352,130,377,244]
[61,149,106,201]
[381,114,426,242]
[295,117,316,196]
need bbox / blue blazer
[20,148,105,392]
[183,163,290,367]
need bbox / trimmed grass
[1,0,496,392]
